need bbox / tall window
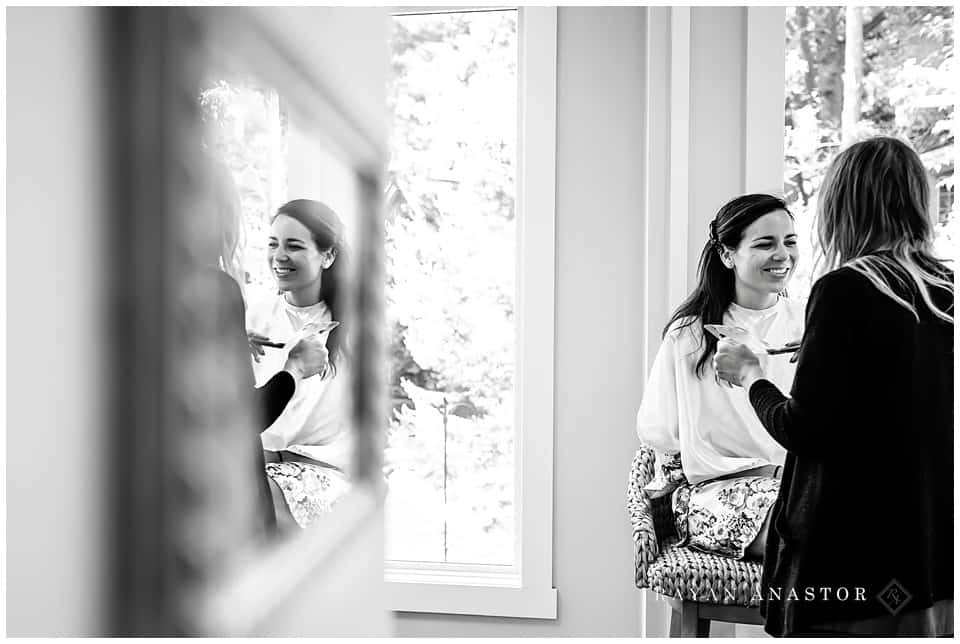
[385,9,518,566]
[383,7,558,618]
[783,6,955,299]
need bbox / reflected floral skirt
[673,475,780,559]
[265,461,350,529]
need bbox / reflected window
[200,79,288,294]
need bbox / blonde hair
[814,136,952,324]
[209,158,246,293]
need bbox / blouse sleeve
[748,270,857,456]
[636,332,681,454]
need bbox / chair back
[627,445,659,588]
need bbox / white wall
[687,7,748,276]
[245,7,389,157]
[6,8,109,636]
[394,6,647,636]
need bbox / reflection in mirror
[198,66,362,534]
[164,9,388,634]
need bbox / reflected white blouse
[246,292,353,471]
[636,297,805,484]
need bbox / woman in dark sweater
[209,268,330,535]
[714,136,953,637]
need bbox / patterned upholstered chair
[628,445,765,637]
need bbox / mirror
[106,7,388,634]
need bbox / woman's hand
[248,331,270,363]
[785,339,802,363]
[714,339,764,388]
[284,333,330,381]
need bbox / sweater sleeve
[214,270,297,432]
[254,371,296,430]
[747,271,856,456]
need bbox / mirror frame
[107,7,386,635]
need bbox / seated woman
[207,160,332,537]
[246,199,353,530]
[636,194,804,560]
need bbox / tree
[385,10,519,564]
[841,6,863,144]
[784,5,954,298]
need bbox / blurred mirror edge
[6,6,392,637]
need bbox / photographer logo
[877,579,912,616]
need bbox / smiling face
[268,214,333,305]
[720,210,799,309]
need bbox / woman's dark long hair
[663,194,792,378]
[272,199,350,371]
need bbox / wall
[394,6,647,636]
[245,7,390,156]
[7,8,109,636]
[687,7,747,275]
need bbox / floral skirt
[265,462,350,529]
[673,475,780,559]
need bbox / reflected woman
[247,199,353,530]
[206,161,332,538]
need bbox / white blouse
[636,297,805,484]
[246,292,353,471]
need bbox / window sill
[387,578,558,619]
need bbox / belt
[263,449,344,474]
[709,463,783,483]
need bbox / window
[783,6,955,300]
[200,80,288,297]
[383,7,557,618]
[385,8,519,567]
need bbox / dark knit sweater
[747,262,953,637]
[210,269,296,535]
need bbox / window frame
[383,5,558,619]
